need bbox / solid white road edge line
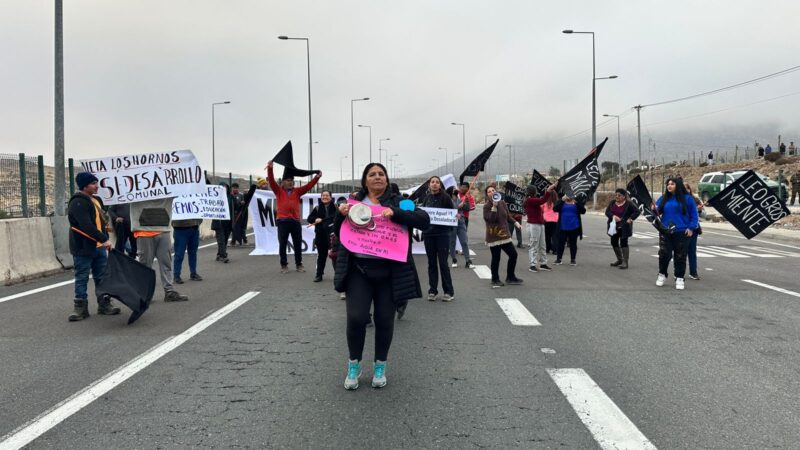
[495,298,541,326]
[0,291,261,450]
[0,280,74,304]
[0,232,257,304]
[547,368,657,450]
[741,280,800,298]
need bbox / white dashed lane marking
[548,368,658,450]
[472,265,492,279]
[495,298,541,326]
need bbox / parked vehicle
[698,170,789,202]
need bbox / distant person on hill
[788,141,797,156]
[707,151,714,165]
[765,144,773,155]
[790,170,800,206]
[779,142,787,155]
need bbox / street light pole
[452,152,461,176]
[438,147,448,174]
[634,105,643,168]
[278,36,314,168]
[211,101,231,178]
[379,138,390,165]
[451,122,465,170]
[505,145,513,179]
[358,125,372,162]
[350,97,370,189]
[54,0,65,216]
[563,30,618,149]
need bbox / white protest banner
[248,190,463,256]
[420,207,458,226]
[172,185,230,220]
[80,149,204,205]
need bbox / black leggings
[658,232,688,278]
[610,234,629,248]
[314,234,329,276]
[557,229,580,261]
[345,259,396,362]
[424,234,453,295]
[544,222,557,253]
[490,242,518,282]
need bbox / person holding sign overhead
[653,177,699,291]
[334,163,430,390]
[420,176,456,302]
[484,185,524,288]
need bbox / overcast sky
[2,0,799,181]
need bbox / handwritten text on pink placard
[340,200,409,262]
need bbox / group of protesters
[68,155,709,392]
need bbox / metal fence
[0,153,75,219]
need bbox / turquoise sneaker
[344,359,361,390]
[372,361,387,388]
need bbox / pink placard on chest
[339,199,408,262]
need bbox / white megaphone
[492,192,503,202]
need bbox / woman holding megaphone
[484,185,524,288]
[333,163,430,390]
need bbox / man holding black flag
[67,172,120,322]
[267,159,322,274]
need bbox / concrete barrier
[1,218,65,285]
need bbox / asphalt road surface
[1,213,799,449]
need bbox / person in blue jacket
[653,177,699,290]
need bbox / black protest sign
[557,138,607,203]
[503,182,526,215]
[531,170,551,195]
[708,169,791,239]
[273,141,321,178]
[626,175,675,235]
[96,249,156,324]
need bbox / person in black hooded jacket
[307,190,337,282]
[211,182,234,263]
[420,176,456,302]
[334,163,430,390]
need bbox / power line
[642,90,800,127]
[641,64,800,108]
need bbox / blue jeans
[687,232,699,275]
[173,227,200,277]
[73,247,108,300]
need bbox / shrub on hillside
[765,152,781,162]
[698,162,708,167]
[775,157,792,165]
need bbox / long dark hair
[427,176,444,194]
[663,176,688,214]
[360,163,391,193]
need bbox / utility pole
[634,105,643,169]
[54,0,66,216]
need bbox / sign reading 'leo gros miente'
[80,150,205,205]
[708,169,790,239]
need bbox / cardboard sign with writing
[339,200,409,262]
[420,207,458,226]
[708,169,790,239]
[531,170,552,195]
[503,181,526,215]
[81,150,204,205]
[172,185,230,220]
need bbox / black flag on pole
[530,169,552,195]
[626,175,675,235]
[272,141,321,179]
[459,139,499,185]
[96,249,156,324]
[707,169,790,239]
[557,137,608,203]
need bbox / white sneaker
[451,262,458,268]
[344,360,361,390]
[656,274,666,287]
[372,361,387,388]
[675,278,685,290]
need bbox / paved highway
[1,212,798,449]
